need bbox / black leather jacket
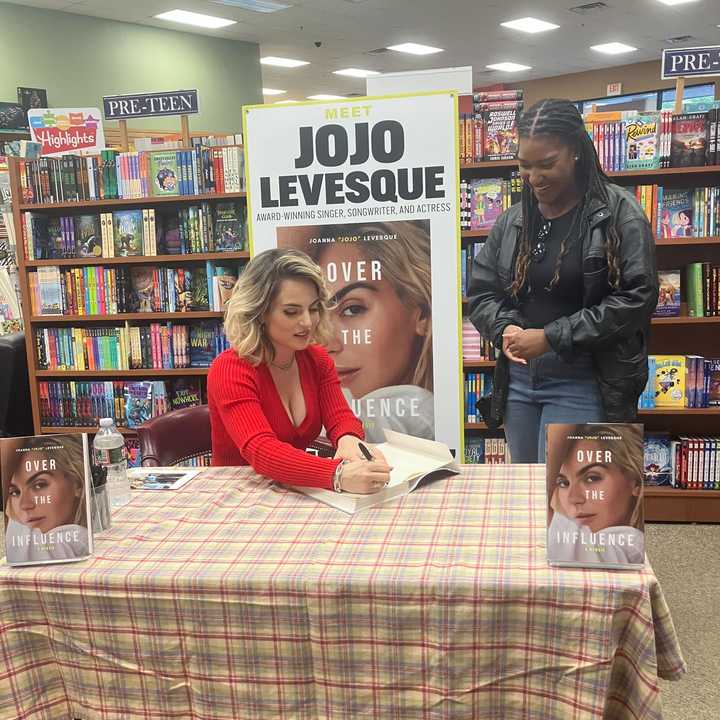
[468,183,659,427]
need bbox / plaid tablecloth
[0,464,685,720]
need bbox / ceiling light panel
[486,62,532,72]
[333,68,381,78]
[590,42,637,54]
[212,0,292,11]
[155,10,237,28]
[260,56,309,67]
[501,17,560,33]
[387,42,444,55]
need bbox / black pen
[358,442,374,461]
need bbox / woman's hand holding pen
[335,435,389,465]
[335,437,392,494]
[339,459,393,494]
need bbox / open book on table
[295,430,459,514]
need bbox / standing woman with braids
[468,99,658,463]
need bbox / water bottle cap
[99,418,114,428]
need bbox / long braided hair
[510,98,622,298]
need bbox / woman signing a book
[468,98,658,462]
[207,248,391,493]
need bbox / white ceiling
[6,0,720,101]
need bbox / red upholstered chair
[137,404,212,467]
[137,403,336,466]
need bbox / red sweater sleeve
[208,352,341,489]
[311,345,365,445]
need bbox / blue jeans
[505,352,605,463]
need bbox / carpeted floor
[645,523,720,720]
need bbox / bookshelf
[7,155,249,440]
[460,159,720,522]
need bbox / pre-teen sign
[27,108,105,156]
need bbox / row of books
[18,146,245,204]
[631,185,720,239]
[464,371,492,424]
[134,134,243,151]
[29,261,239,316]
[38,377,203,429]
[655,264,720,318]
[33,321,228,371]
[639,355,720,409]
[459,90,523,163]
[23,201,246,260]
[464,436,509,464]
[644,434,720,490]
[460,174,521,231]
[585,108,720,171]
[461,319,497,362]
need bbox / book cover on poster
[546,423,645,569]
[277,219,434,443]
[1,434,93,566]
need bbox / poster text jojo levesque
[259,121,447,208]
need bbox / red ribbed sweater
[207,344,364,489]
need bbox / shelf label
[662,45,720,79]
[102,90,199,120]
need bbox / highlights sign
[27,108,105,156]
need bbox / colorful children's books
[149,151,179,196]
[113,210,144,256]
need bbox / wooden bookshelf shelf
[644,487,720,523]
[19,191,246,211]
[460,160,518,170]
[465,422,488,430]
[25,251,250,267]
[40,426,138,436]
[608,165,720,179]
[639,408,720,415]
[463,360,496,369]
[35,368,211,378]
[651,316,720,325]
[30,311,225,323]
[655,236,720,247]
[461,229,490,239]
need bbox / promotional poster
[546,423,645,570]
[1,434,93,566]
[27,107,105,156]
[244,93,462,449]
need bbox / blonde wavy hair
[314,221,433,392]
[2,435,87,527]
[547,423,644,529]
[224,248,335,365]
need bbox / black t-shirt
[519,206,585,329]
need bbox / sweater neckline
[262,350,313,433]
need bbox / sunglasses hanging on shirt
[530,205,582,264]
[530,218,552,264]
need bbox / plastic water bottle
[93,418,131,509]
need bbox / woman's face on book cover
[555,440,638,533]
[318,243,425,399]
[7,451,81,533]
